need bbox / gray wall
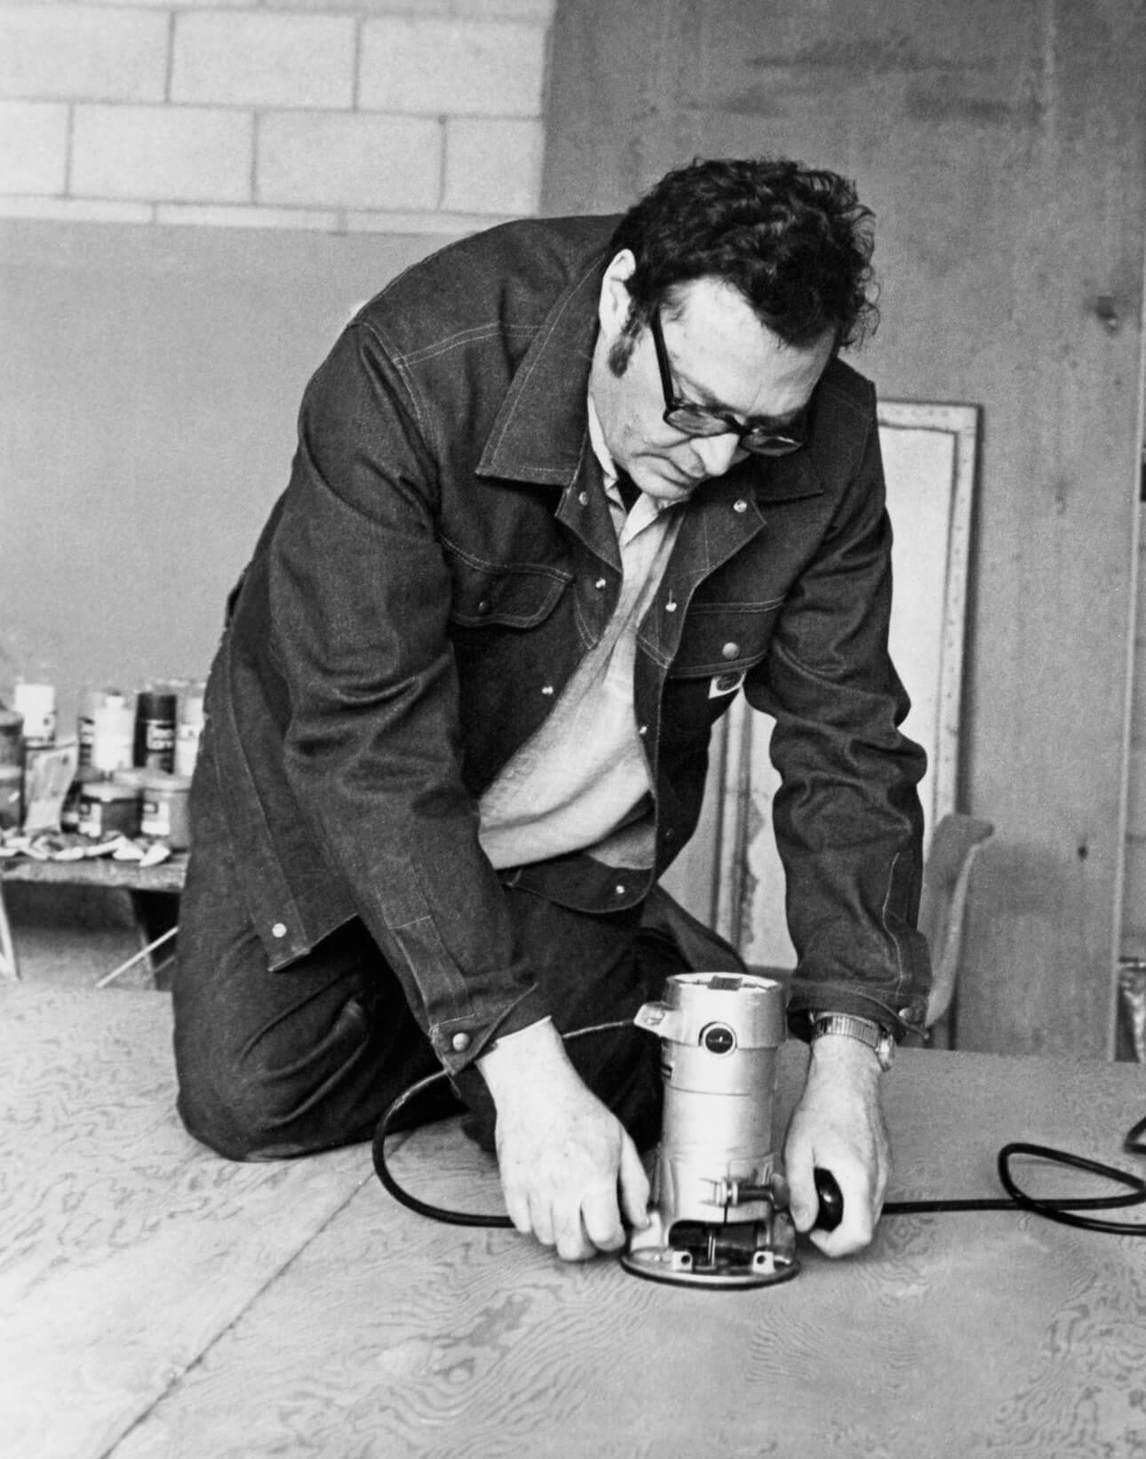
[0,221,442,728]
[542,0,1146,1056]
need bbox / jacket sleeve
[264,321,548,1072]
[745,395,932,1042]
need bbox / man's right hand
[477,1018,650,1261]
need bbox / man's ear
[598,249,637,338]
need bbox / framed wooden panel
[662,402,980,967]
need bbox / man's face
[589,253,835,505]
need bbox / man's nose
[690,432,743,480]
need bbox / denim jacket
[202,215,931,1075]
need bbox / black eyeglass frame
[649,308,808,457]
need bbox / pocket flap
[448,558,571,629]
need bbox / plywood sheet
[0,985,370,1459]
[110,1047,1146,1458]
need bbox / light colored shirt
[477,400,681,871]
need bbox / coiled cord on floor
[371,1023,1146,1238]
[885,1123,1146,1235]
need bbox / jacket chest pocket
[659,600,783,741]
[444,552,579,791]
[446,552,572,630]
[668,600,783,678]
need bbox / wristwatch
[809,1013,895,1071]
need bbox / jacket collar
[476,252,605,486]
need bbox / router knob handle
[813,1167,844,1231]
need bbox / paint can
[137,770,192,849]
[61,765,105,833]
[134,689,177,772]
[0,708,22,766]
[12,682,56,748]
[77,687,107,769]
[77,779,141,840]
[91,692,135,774]
[0,708,23,831]
[174,683,205,779]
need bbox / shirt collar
[587,393,681,535]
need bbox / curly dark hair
[609,157,878,354]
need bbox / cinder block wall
[0,0,555,233]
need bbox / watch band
[809,1013,895,1071]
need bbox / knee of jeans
[175,1057,288,1161]
[178,1061,349,1161]
[174,1000,370,1161]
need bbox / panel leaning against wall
[661,403,980,971]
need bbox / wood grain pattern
[0,985,369,1459]
[109,1046,1146,1459]
[1,855,187,895]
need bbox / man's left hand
[782,1034,891,1256]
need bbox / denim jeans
[172,770,740,1161]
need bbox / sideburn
[607,310,643,377]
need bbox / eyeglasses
[649,308,808,457]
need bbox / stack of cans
[1,678,205,850]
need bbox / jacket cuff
[429,983,552,1074]
[787,982,926,1044]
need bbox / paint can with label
[0,708,24,831]
[12,682,56,748]
[61,765,106,832]
[91,691,135,774]
[134,688,177,772]
[77,687,106,768]
[77,779,141,840]
[174,683,205,779]
[137,770,192,849]
[0,707,22,766]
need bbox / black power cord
[371,1026,1146,1238]
[885,1124,1146,1235]
[373,1019,629,1230]
[374,1062,514,1229]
